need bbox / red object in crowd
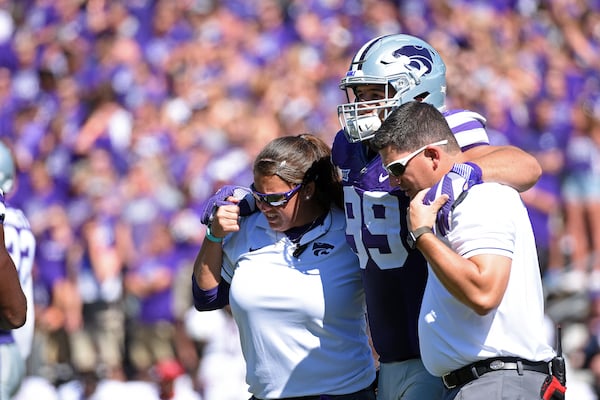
[155,359,185,382]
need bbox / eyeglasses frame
[250,183,303,207]
[384,139,449,177]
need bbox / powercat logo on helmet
[390,45,434,76]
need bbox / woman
[192,134,376,399]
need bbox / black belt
[442,357,551,389]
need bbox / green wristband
[205,226,223,243]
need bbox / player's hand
[449,162,483,190]
[200,185,256,225]
[422,162,482,236]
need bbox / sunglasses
[250,183,302,207]
[384,139,448,177]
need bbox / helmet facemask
[337,71,423,143]
[338,84,390,143]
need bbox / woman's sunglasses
[384,139,448,177]
[250,183,302,207]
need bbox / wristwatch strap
[411,226,433,246]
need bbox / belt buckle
[489,359,505,370]
[442,373,456,389]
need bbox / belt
[442,357,551,389]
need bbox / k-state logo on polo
[312,242,334,256]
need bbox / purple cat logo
[312,242,334,256]
[390,45,434,76]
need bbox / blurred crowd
[0,0,599,398]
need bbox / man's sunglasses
[250,183,302,207]
[384,139,448,177]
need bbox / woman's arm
[192,203,241,311]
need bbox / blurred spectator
[562,104,600,289]
[31,204,80,384]
[73,82,133,174]
[184,306,249,400]
[124,221,180,381]
[0,0,599,396]
[152,358,201,400]
[69,211,127,381]
[67,148,127,381]
[515,99,567,282]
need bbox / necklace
[285,213,326,258]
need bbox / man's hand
[408,189,448,232]
[422,162,483,236]
[200,185,255,225]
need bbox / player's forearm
[0,250,27,329]
[465,145,541,192]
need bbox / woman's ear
[302,182,315,200]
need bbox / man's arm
[464,145,541,193]
[408,189,511,316]
[417,238,511,316]
[0,225,26,329]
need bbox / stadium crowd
[0,0,598,398]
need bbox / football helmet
[338,34,447,142]
[0,142,15,193]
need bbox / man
[0,141,35,398]
[370,101,558,399]
[331,34,542,399]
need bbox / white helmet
[0,142,15,193]
[338,34,447,143]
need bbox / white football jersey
[4,205,36,358]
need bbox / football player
[332,33,541,400]
[0,142,35,398]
